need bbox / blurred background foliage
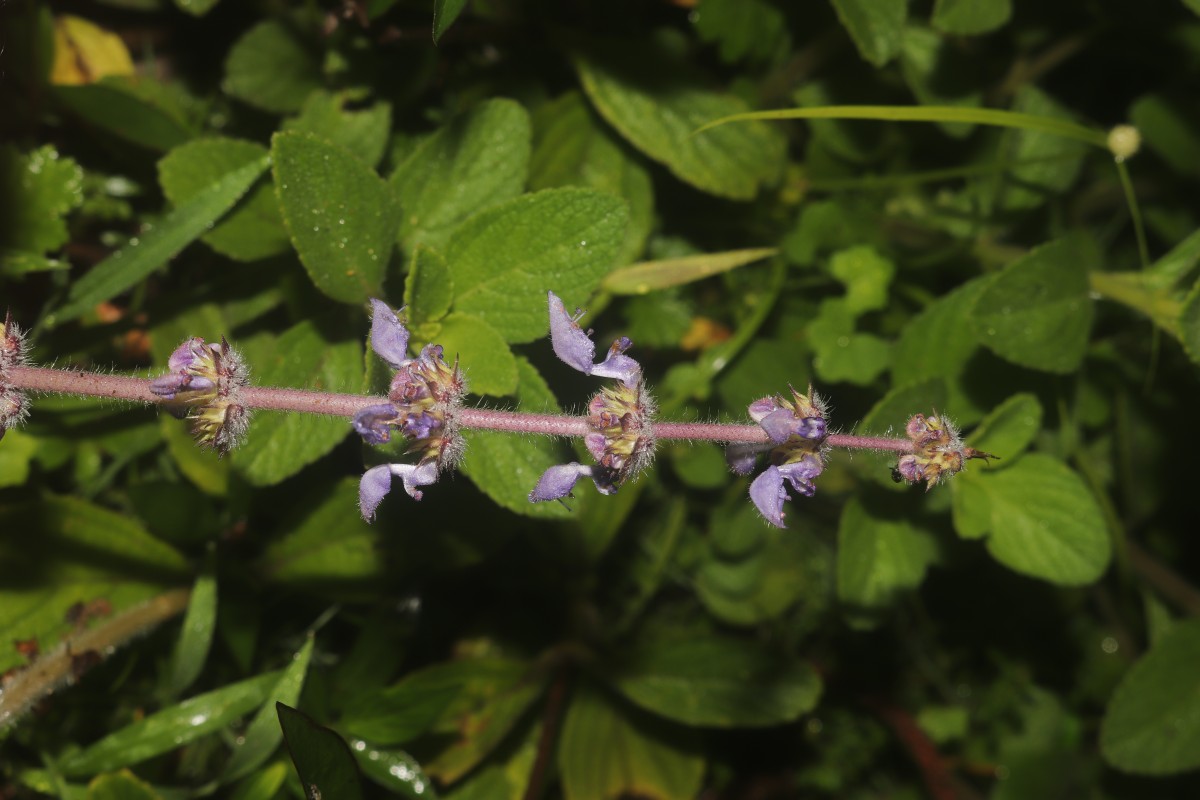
[2,0,1200,798]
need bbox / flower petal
[359,464,393,521]
[590,337,641,387]
[369,299,410,369]
[778,455,822,498]
[725,443,767,476]
[749,465,788,528]
[529,462,593,502]
[353,403,399,445]
[167,338,205,373]
[547,291,596,375]
[393,461,439,500]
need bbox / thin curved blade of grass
[603,248,776,295]
[694,105,1109,148]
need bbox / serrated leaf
[277,703,365,800]
[931,0,1012,35]
[966,393,1041,460]
[575,36,785,200]
[1101,619,1200,774]
[59,670,282,776]
[956,454,1110,585]
[0,496,189,675]
[693,0,788,63]
[260,479,388,589]
[273,131,401,303]
[829,0,907,67]
[433,0,468,43]
[404,245,455,326]
[558,683,704,800]
[837,497,939,612]
[163,566,217,698]
[282,91,392,169]
[530,91,653,264]
[460,358,572,518]
[49,154,268,326]
[223,20,321,113]
[0,144,84,254]
[158,137,289,262]
[390,98,530,251]
[1002,87,1088,210]
[611,636,822,727]
[233,321,361,485]
[447,188,628,342]
[970,236,1096,373]
[430,313,517,396]
[603,248,776,295]
[224,636,315,782]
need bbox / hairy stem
[6,365,915,451]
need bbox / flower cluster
[1,311,29,441]
[354,300,466,521]
[150,336,250,454]
[528,292,655,504]
[894,412,993,489]
[729,387,829,528]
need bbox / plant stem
[6,365,915,451]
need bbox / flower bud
[152,336,250,455]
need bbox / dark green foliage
[2,0,1200,798]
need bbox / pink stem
[6,366,914,452]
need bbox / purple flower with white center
[354,299,465,521]
[733,385,829,528]
[530,292,654,504]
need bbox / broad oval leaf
[272,131,402,304]
[1101,619,1200,775]
[966,393,1042,461]
[837,497,939,613]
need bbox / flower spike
[895,412,995,490]
[151,336,249,455]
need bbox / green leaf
[277,703,365,800]
[1001,87,1089,210]
[224,635,315,782]
[0,496,189,675]
[232,320,361,485]
[273,131,402,303]
[163,566,217,698]
[692,0,788,63]
[1102,618,1200,774]
[390,98,530,252]
[447,188,628,342]
[1130,93,1200,179]
[860,379,947,460]
[433,0,468,43]
[223,20,321,113]
[558,683,704,800]
[86,770,162,800]
[261,479,388,591]
[899,26,983,138]
[829,245,896,315]
[341,660,485,745]
[950,470,991,539]
[229,763,288,800]
[173,0,221,17]
[55,77,196,152]
[48,155,268,326]
[837,496,939,613]
[612,636,822,727]
[158,137,290,262]
[350,739,439,799]
[966,393,1042,460]
[955,454,1110,585]
[0,428,38,488]
[970,236,1096,373]
[603,248,776,295]
[161,416,229,496]
[1181,279,1200,367]
[574,36,785,200]
[931,0,1012,35]
[829,0,907,67]
[530,91,653,264]
[0,144,84,254]
[428,313,517,396]
[892,276,993,424]
[424,658,548,783]
[59,670,282,776]
[282,91,392,169]
[404,245,455,327]
[460,357,572,518]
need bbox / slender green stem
[1115,159,1151,271]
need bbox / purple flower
[531,292,655,504]
[894,412,995,491]
[355,299,466,521]
[547,292,641,387]
[749,456,824,528]
[359,461,440,521]
[151,336,249,454]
